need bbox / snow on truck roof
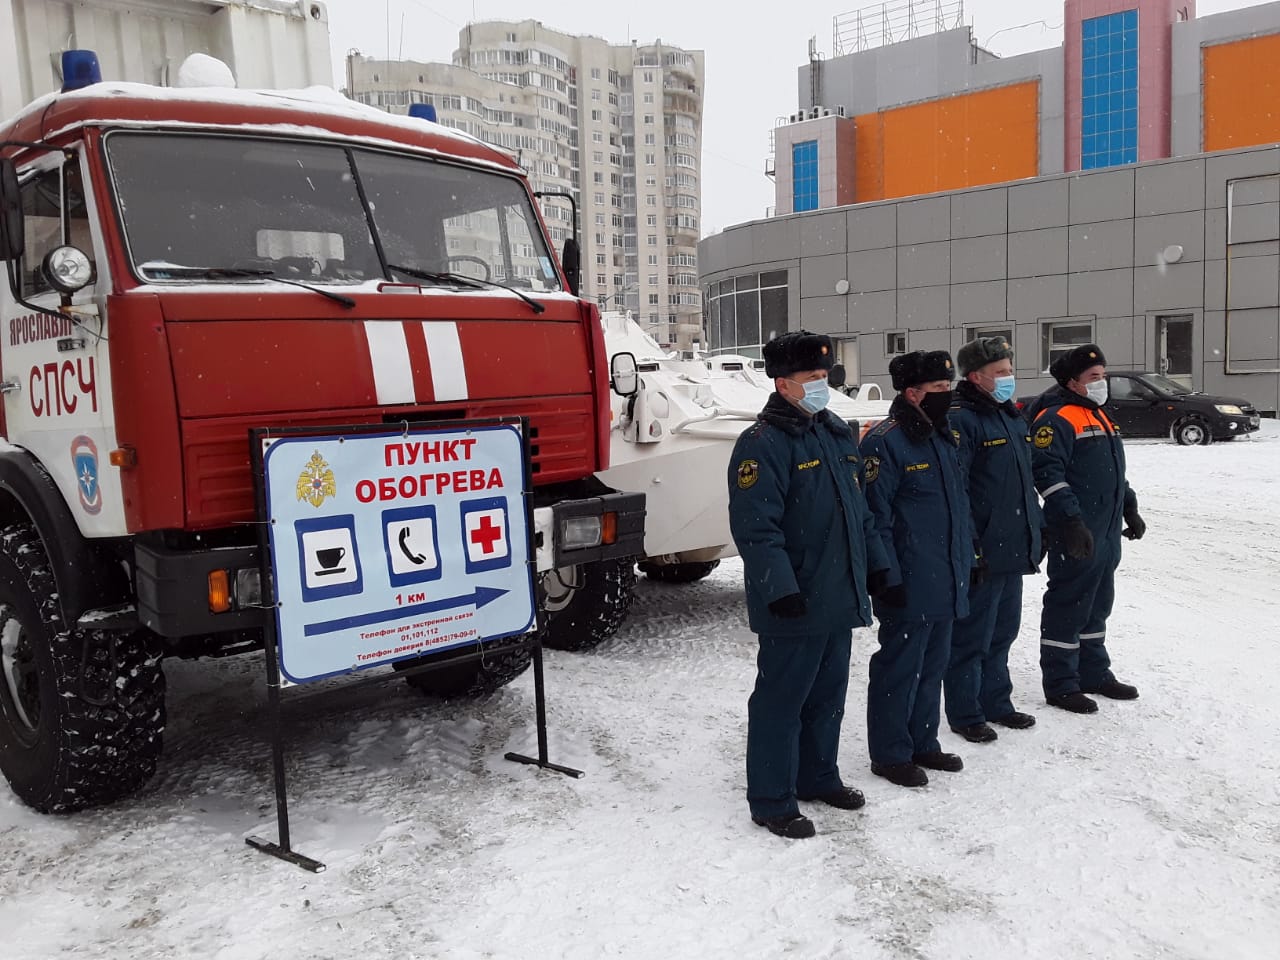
[0,82,522,174]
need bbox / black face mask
[919,389,954,425]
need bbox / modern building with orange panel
[702,1,1280,414]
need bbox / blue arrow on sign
[302,586,508,637]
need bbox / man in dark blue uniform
[859,350,973,788]
[728,330,890,839]
[944,337,1042,744]
[1032,344,1146,714]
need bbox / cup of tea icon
[315,546,347,575]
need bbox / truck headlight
[1215,404,1244,415]
[235,567,263,608]
[560,516,603,550]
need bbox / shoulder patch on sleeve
[737,459,760,489]
[863,455,880,483]
[1033,424,1055,449]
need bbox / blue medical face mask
[788,377,830,414]
[991,375,1016,403]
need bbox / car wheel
[1173,417,1212,446]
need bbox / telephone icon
[398,525,426,565]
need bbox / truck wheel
[638,559,721,584]
[1174,417,1211,446]
[394,644,532,699]
[540,557,637,651]
[0,523,165,812]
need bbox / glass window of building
[1041,320,1095,371]
[792,140,819,213]
[885,331,908,356]
[1081,10,1139,169]
[704,271,788,357]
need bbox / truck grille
[182,400,595,529]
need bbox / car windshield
[103,132,561,293]
[1140,373,1192,395]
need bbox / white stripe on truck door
[422,321,469,401]
[363,320,415,404]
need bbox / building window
[1041,319,1095,372]
[1081,10,1139,170]
[965,325,1014,349]
[885,331,908,356]
[705,271,788,357]
[591,67,601,80]
[648,254,659,265]
[792,140,819,212]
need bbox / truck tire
[395,643,532,699]
[0,523,165,812]
[638,559,721,584]
[541,557,637,651]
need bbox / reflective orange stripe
[1034,404,1114,436]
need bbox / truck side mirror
[562,237,580,297]
[829,363,847,389]
[611,351,638,397]
[0,159,24,262]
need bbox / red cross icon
[470,514,503,554]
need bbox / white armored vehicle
[600,312,890,582]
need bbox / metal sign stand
[243,419,580,873]
[504,635,583,778]
[244,616,326,873]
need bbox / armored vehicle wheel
[638,559,721,584]
[0,523,165,812]
[540,557,637,651]
[394,643,532,699]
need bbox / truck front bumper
[533,491,646,572]
[135,490,646,638]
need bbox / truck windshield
[104,132,561,294]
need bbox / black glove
[1057,516,1094,560]
[1123,504,1146,541]
[969,556,988,591]
[768,593,807,619]
[867,570,907,609]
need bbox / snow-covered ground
[4,424,1280,960]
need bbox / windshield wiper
[139,265,356,309]
[386,264,546,314]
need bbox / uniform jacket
[728,392,890,637]
[1031,386,1138,544]
[859,396,974,621]
[950,381,1043,576]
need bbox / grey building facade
[700,142,1280,415]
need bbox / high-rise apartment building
[347,20,705,350]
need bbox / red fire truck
[0,59,644,812]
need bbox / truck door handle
[0,380,20,394]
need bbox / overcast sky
[322,0,1274,236]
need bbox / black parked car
[1018,371,1262,445]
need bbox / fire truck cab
[0,58,644,812]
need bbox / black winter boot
[912,751,964,772]
[752,813,816,839]
[798,784,866,810]
[989,711,1037,729]
[1082,680,1139,700]
[951,722,998,743]
[1046,691,1099,714]
[871,762,928,788]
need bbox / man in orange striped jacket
[1031,344,1146,714]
